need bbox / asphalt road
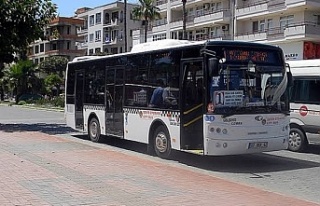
[0,104,319,204]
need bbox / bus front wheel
[88,117,102,142]
[154,125,172,159]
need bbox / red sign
[299,105,308,117]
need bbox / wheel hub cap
[155,133,167,153]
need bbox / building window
[96,13,101,24]
[120,11,124,23]
[267,19,273,30]
[40,44,44,52]
[259,20,265,32]
[89,33,94,42]
[95,30,101,42]
[252,21,258,33]
[67,26,70,34]
[152,33,166,41]
[111,47,118,54]
[95,48,101,54]
[67,42,70,50]
[35,45,39,54]
[89,49,93,55]
[89,15,94,26]
[280,15,294,30]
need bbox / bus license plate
[248,142,268,149]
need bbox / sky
[52,0,137,17]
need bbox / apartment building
[133,0,320,60]
[75,2,141,55]
[28,17,85,64]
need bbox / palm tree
[6,60,39,103]
[132,0,160,43]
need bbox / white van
[287,59,320,152]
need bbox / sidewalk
[0,130,319,206]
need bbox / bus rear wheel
[288,127,307,152]
[88,117,102,142]
[154,125,172,159]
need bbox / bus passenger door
[180,58,204,151]
[75,70,85,130]
[105,66,125,138]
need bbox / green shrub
[52,96,64,107]
[18,100,27,105]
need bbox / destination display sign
[225,49,277,64]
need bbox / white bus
[287,59,320,152]
[65,39,290,158]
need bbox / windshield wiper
[221,107,243,118]
[266,105,289,115]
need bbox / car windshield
[209,62,288,116]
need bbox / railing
[236,21,320,40]
[156,0,167,6]
[171,9,230,23]
[268,0,285,10]
[237,0,268,9]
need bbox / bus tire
[288,127,307,152]
[88,117,102,143]
[154,125,172,159]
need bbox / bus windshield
[210,62,288,116]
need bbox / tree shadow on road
[0,123,77,135]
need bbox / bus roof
[69,39,281,64]
[130,39,205,53]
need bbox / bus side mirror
[208,58,218,77]
[286,63,293,87]
[287,71,293,87]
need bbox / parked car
[287,60,320,152]
[18,94,43,102]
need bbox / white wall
[277,41,304,61]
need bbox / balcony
[152,22,167,33]
[156,0,167,11]
[236,1,268,19]
[285,22,320,40]
[75,42,88,49]
[45,49,84,56]
[194,9,231,25]
[286,0,320,8]
[103,37,119,45]
[170,0,181,8]
[235,22,320,42]
[77,27,88,35]
[103,19,118,27]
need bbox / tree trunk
[144,19,148,43]
[182,0,187,40]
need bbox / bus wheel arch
[289,123,308,152]
[151,122,172,159]
[88,113,102,143]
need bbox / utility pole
[182,0,187,40]
[124,0,128,52]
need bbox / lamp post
[181,0,187,40]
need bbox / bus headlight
[216,128,221,133]
[222,129,228,134]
